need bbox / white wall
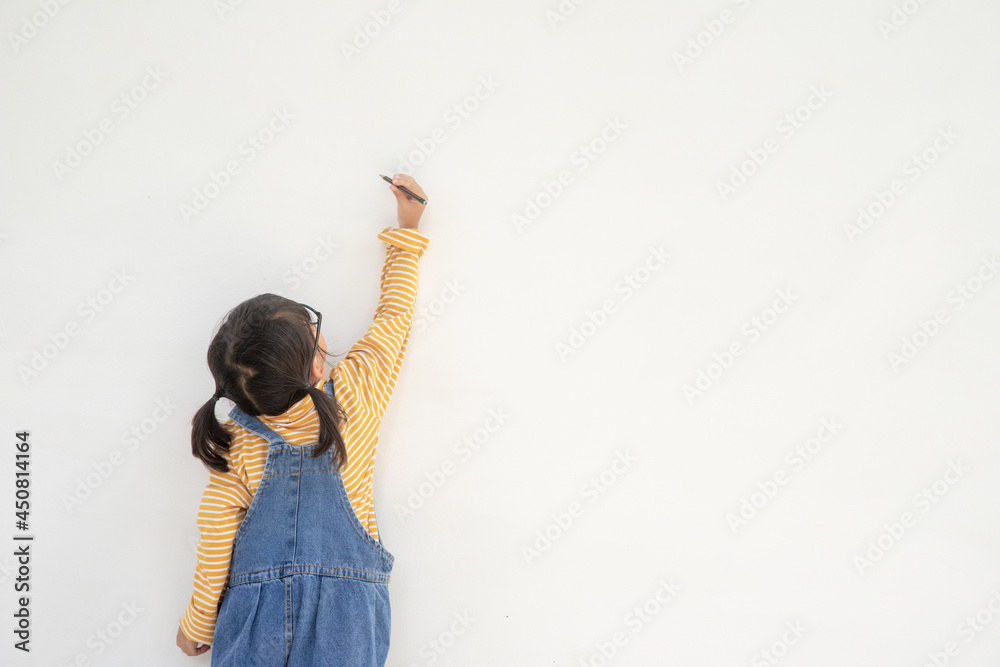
[2,1,999,665]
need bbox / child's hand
[176,624,210,656]
[388,173,427,230]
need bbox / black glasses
[299,303,322,383]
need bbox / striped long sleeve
[178,225,430,645]
[178,458,251,645]
[335,226,430,425]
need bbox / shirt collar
[259,377,325,429]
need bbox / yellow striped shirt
[179,226,429,645]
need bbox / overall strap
[227,404,286,445]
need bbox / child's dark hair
[191,294,348,474]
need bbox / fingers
[177,626,211,656]
[390,173,426,199]
[182,643,210,656]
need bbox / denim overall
[211,382,395,666]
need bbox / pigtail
[305,384,349,470]
[191,395,233,474]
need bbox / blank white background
[2,1,999,665]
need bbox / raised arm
[333,225,430,423]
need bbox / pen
[380,174,427,205]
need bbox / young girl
[176,174,429,665]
